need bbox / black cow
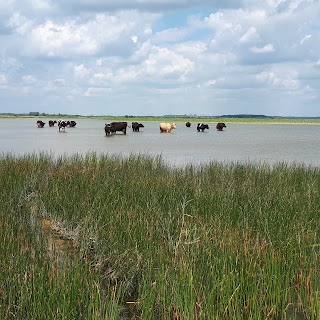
[132,122,144,132]
[216,122,226,131]
[58,120,67,132]
[197,123,209,132]
[49,120,57,127]
[37,120,45,128]
[104,123,112,136]
[105,122,128,136]
[66,120,77,127]
[186,122,191,127]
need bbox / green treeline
[0,153,319,319]
[1,112,320,124]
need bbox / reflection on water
[1,118,320,167]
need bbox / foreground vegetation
[1,153,319,319]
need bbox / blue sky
[0,0,319,117]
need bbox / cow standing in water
[216,123,226,131]
[104,123,112,136]
[159,123,176,133]
[49,120,57,127]
[197,123,209,132]
[66,120,77,128]
[132,122,144,132]
[58,120,67,132]
[37,120,45,128]
[105,122,128,136]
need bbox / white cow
[159,123,176,133]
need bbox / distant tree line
[0,112,319,120]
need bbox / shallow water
[1,118,320,167]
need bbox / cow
[36,120,45,128]
[66,120,77,128]
[197,123,209,132]
[160,123,176,133]
[49,120,57,127]
[216,122,226,131]
[104,123,112,136]
[186,122,191,127]
[105,122,128,135]
[132,122,144,132]
[58,120,67,132]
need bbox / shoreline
[1,115,320,125]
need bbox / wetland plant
[0,153,319,319]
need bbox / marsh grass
[1,153,320,319]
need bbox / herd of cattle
[104,121,226,136]
[37,119,77,131]
[36,119,226,135]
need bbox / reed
[1,153,319,319]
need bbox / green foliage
[1,153,320,319]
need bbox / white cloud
[31,20,98,56]
[174,41,207,58]
[90,71,113,85]
[300,34,311,45]
[143,47,194,79]
[30,0,53,11]
[154,28,188,43]
[256,66,300,89]
[7,12,33,34]
[250,44,275,53]
[0,74,7,85]
[204,11,235,30]
[0,0,319,116]
[0,0,15,15]
[239,26,259,43]
[131,35,138,43]
[144,27,152,35]
[287,0,304,12]
[22,75,36,83]
[84,87,111,96]
[26,12,159,58]
[74,64,89,78]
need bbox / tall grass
[1,153,319,319]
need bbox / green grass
[91,116,320,125]
[2,114,320,125]
[1,153,320,319]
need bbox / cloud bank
[0,0,319,116]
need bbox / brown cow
[216,123,226,131]
[105,122,128,135]
[132,122,144,132]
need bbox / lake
[1,118,320,168]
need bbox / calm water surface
[1,118,320,167]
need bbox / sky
[0,0,319,117]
